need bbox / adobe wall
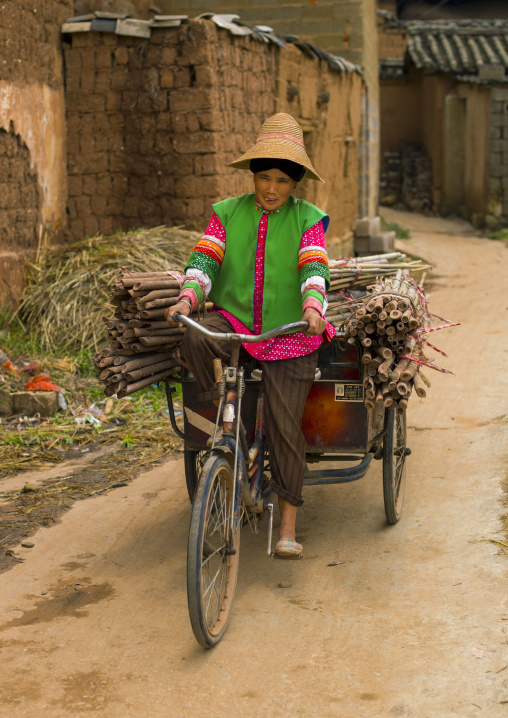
[377,12,408,61]
[63,19,363,253]
[380,72,457,210]
[486,86,508,225]
[0,0,72,311]
[158,0,379,216]
[380,79,423,156]
[457,84,491,221]
[419,74,456,211]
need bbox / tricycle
[165,313,410,648]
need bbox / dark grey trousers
[181,313,317,506]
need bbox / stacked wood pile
[93,271,209,398]
[94,255,431,400]
[324,252,429,331]
[344,270,430,412]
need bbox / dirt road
[1,211,507,718]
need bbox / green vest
[210,193,328,333]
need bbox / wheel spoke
[188,455,240,646]
[202,471,231,629]
[204,558,221,601]
[202,544,226,567]
[211,561,227,627]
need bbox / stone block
[106,93,122,111]
[479,64,505,82]
[173,132,219,154]
[11,391,58,418]
[159,68,174,89]
[170,88,213,112]
[490,139,505,153]
[354,216,381,238]
[177,41,213,67]
[113,46,128,65]
[194,65,216,87]
[0,389,12,416]
[84,214,99,237]
[161,46,177,65]
[353,236,370,255]
[369,232,395,253]
[99,216,114,235]
[491,87,508,102]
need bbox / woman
[166,113,335,558]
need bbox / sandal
[275,538,303,558]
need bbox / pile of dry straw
[15,226,201,353]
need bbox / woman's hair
[250,158,306,182]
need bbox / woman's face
[253,168,296,211]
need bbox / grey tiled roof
[199,14,362,75]
[407,21,508,78]
[61,11,362,76]
[378,12,508,82]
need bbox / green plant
[121,433,136,448]
[486,229,508,240]
[381,219,411,239]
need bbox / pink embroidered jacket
[178,202,336,361]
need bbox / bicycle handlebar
[172,312,309,343]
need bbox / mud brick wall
[0,0,72,313]
[0,123,41,250]
[488,87,508,224]
[159,0,379,216]
[63,19,362,248]
[377,20,408,62]
[0,0,72,88]
[63,21,277,238]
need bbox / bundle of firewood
[328,252,429,292]
[345,270,429,412]
[93,271,208,398]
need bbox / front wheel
[183,447,207,503]
[382,409,408,524]
[187,454,240,648]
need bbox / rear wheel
[187,454,240,648]
[383,409,408,524]
[183,448,207,503]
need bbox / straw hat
[228,112,324,183]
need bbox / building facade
[0,0,72,311]
[158,0,380,218]
[378,8,508,227]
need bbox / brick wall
[63,19,363,250]
[0,123,41,250]
[0,0,72,88]
[488,88,508,224]
[0,0,72,313]
[158,0,379,214]
[377,17,408,61]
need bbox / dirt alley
[0,210,507,718]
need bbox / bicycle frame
[171,312,309,532]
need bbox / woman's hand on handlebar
[302,307,326,336]
[165,300,191,327]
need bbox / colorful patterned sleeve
[298,220,329,314]
[179,213,226,310]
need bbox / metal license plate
[334,383,364,402]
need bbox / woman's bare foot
[278,497,298,541]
